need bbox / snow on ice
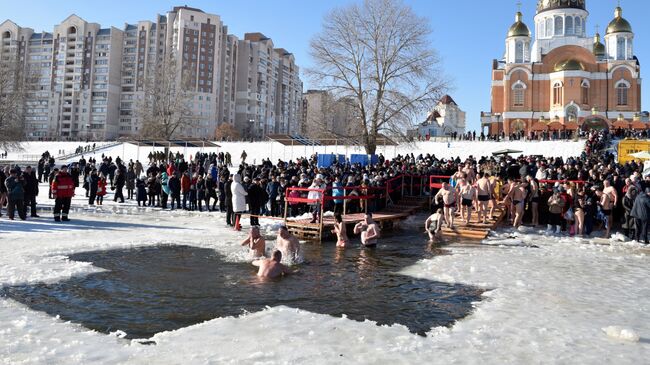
[0,140,648,364]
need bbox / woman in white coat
[231,174,248,230]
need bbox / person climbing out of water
[354,213,379,248]
[252,250,290,278]
[332,213,349,247]
[434,182,456,229]
[241,226,266,258]
[425,208,444,242]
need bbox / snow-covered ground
[0,181,648,364]
[2,140,586,166]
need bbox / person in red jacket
[51,165,75,222]
[181,171,191,210]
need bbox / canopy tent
[124,140,220,148]
[492,149,523,156]
[629,151,650,160]
[530,122,548,131]
[564,121,579,130]
[547,122,564,131]
[631,121,648,130]
[267,134,397,147]
[612,120,631,129]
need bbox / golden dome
[554,59,585,72]
[593,33,606,57]
[606,7,633,34]
[508,12,530,38]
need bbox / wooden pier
[283,175,507,242]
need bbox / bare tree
[137,55,195,140]
[308,0,447,154]
[0,60,26,149]
[214,122,241,141]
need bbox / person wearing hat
[5,168,26,220]
[51,165,75,222]
[22,166,39,218]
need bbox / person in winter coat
[332,176,345,215]
[51,165,75,221]
[225,175,234,225]
[136,178,147,207]
[168,173,182,210]
[181,172,191,210]
[247,177,266,226]
[96,174,107,205]
[113,168,126,203]
[196,175,206,212]
[189,173,198,211]
[5,168,26,220]
[126,167,136,200]
[22,166,39,218]
[231,173,248,229]
[307,175,326,223]
[205,176,217,211]
[630,187,650,244]
[87,170,99,205]
[160,172,170,209]
[547,189,565,234]
[266,176,280,217]
[622,184,638,239]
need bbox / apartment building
[0,6,303,141]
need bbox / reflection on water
[2,235,483,339]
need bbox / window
[565,16,574,35]
[553,82,563,105]
[545,18,553,37]
[515,41,524,63]
[512,83,525,107]
[617,36,626,60]
[616,82,629,106]
[581,80,590,104]
[554,16,563,36]
[575,17,582,36]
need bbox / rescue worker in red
[51,165,75,222]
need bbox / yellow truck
[617,139,650,164]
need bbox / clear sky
[2,0,647,131]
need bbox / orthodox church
[482,0,642,136]
[417,95,466,139]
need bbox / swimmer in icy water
[425,208,444,243]
[353,213,380,248]
[252,250,291,278]
[275,226,302,263]
[332,213,349,248]
[241,226,266,258]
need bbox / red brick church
[482,0,642,136]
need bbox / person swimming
[425,208,444,242]
[252,250,290,278]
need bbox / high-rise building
[483,1,642,136]
[0,5,303,141]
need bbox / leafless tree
[137,55,195,140]
[0,60,26,149]
[308,0,447,154]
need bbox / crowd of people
[2,130,650,247]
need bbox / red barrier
[429,175,452,189]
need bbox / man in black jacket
[5,168,26,220]
[247,177,267,226]
[630,187,650,244]
[22,166,39,218]
[225,175,234,226]
[168,172,181,210]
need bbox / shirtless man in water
[276,226,301,262]
[252,250,290,278]
[332,213,349,247]
[241,226,266,257]
[425,208,444,242]
[596,187,613,238]
[476,172,492,224]
[354,213,380,247]
[434,182,457,229]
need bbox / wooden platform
[286,196,427,240]
[439,207,507,241]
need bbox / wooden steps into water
[439,207,506,241]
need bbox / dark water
[1,237,483,339]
